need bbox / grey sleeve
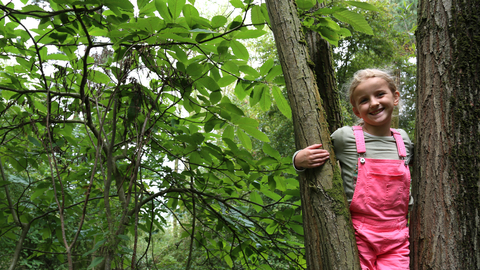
[292,150,306,172]
[399,129,415,210]
[399,129,414,165]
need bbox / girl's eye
[377,93,385,97]
[359,99,368,104]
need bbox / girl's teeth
[370,109,383,115]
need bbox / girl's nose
[370,98,379,107]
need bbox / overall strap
[352,126,366,154]
[390,128,407,158]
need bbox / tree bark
[305,30,343,133]
[412,0,480,269]
[266,1,360,269]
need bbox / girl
[293,69,413,270]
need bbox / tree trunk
[392,69,400,129]
[305,29,343,133]
[412,0,480,269]
[265,1,360,269]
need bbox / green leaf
[315,6,344,15]
[236,128,252,150]
[251,5,264,29]
[345,1,379,11]
[230,40,249,60]
[256,156,277,166]
[182,4,200,28]
[45,53,69,61]
[87,257,105,269]
[186,63,204,78]
[262,143,281,160]
[33,100,47,114]
[266,222,278,234]
[261,186,282,201]
[230,0,244,9]
[317,26,339,46]
[224,254,234,268]
[155,0,172,22]
[260,3,271,25]
[260,58,274,76]
[272,86,292,119]
[28,135,43,148]
[290,224,304,235]
[1,90,16,100]
[231,115,258,128]
[222,60,239,76]
[265,65,283,81]
[234,81,247,100]
[235,29,267,39]
[239,65,259,79]
[316,17,341,31]
[259,87,271,111]
[211,15,227,28]
[210,90,221,104]
[296,0,316,11]
[217,75,237,87]
[274,176,288,191]
[168,0,185,19]
[220,102,244,116]
[250,191,263,212]
[198,76,220,91]
[250,84,264,107]
[105,0,134,12]
[173,46,188,62]
[21,5,45,12]
[242,126,269,142]
[237,158,250,174]
[333,10,373,35]
[223,125,235,141]
[337,28,352,38]
[88,70,111,84]
[139,1,157,16]
[137,0,150,9]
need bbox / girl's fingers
[305,144,322,149]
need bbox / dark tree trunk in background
[266,0,360,269]
[412,0,480,268]
[305,31,344,133]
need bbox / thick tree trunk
[412,0,480,269]
[266,1,360,269]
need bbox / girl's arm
[293,144,330,170]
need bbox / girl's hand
[294,144,330,169]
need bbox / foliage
[0,0,303,269]
[297,0,379,46]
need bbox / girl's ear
[352,106,361,118]
[393,91,400,106]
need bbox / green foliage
[0,0,304,269]
[297,0,378,46]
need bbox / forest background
[0,0,417,269]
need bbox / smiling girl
[294,69,413,269]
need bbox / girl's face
[351,77,400,133]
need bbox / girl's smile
[351,77,400,136]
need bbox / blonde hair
[348,69,398,106]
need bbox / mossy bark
[412,0,480,268]
[265,0,360,269]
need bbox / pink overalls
[350,126,410,270]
